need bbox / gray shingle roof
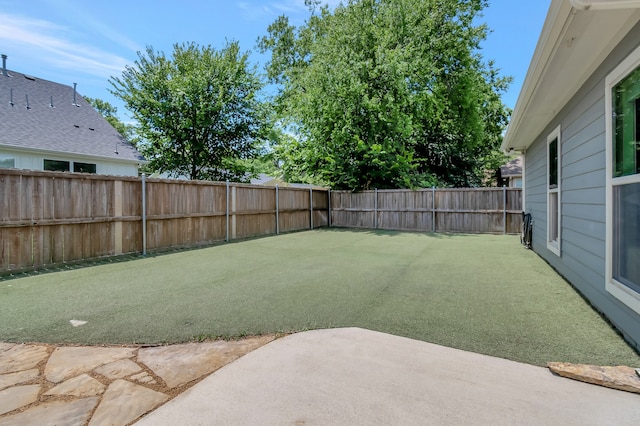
[0,69,144,163]
[499,157,522,177]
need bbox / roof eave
[0,143,146,165]
[501,1,640,154]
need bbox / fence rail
[330,188,522,234]
[0,169,522,274]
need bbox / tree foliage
[110,42,269,181]
[258,0,511,189]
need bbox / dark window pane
[44,159,70,172]
[0,158,15,168]
[613,182,640,294]
[73,162,96,174]
[548,138,558,188]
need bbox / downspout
[570,0,640,10]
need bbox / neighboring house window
[605,45,640,314]
[512,177,523,188]
[74,162,96,174]
[44,159,70,172]
[547,125,561,256]
[0,157,15,168]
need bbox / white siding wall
[0,148,139,176]
[524,22,640,350]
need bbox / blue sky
[0,0,550,122]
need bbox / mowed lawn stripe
[1,229,638,367]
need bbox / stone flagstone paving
[0,335,276,426]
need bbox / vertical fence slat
[374,188,378,229]
[432,187,436,232]
[225,180,230,242]
[142,174,147,256]
[275,185,280,235]
[503,185,507,235]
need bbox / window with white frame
[605,45,640,314]
[547,125,561,256]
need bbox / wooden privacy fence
[330,188,522,234]
[0,169,328,273]
[0,168,522,274]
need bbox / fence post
[225,180,229,242]
[328,189,332,227]
[310,187,314,230]
[141,174,147,256]
[275,185,280,235]
[374,188,378,229]
[114,179,123,255]
[432,186,436,232]
[503,185,507,235]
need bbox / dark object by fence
[521,212,532,249]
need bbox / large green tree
[110,42,269,181]
[259,0,511,189]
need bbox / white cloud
[238,0,343,21]
[0,13,130,79]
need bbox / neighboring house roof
[0,68,144,164]
[250,173,325,189]
[499,157,522,178]
[251,173,278,185]
[501,1,640,153]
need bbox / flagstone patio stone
[0,397,98,426]
[44,374,105,397]
[0,369,39,391]
[0,385,41,416]
[0,345,14,355]
[137,335,274,389]
[0,345,48,375]
[94,358,142,380]
[89,380,168,426]
[129,371,157,385]
[45,347,136,383]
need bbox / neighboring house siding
[525,23,640,349]
[0,148,138,176]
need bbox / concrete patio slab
[135,328,640,426]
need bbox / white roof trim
[570,0,640,10]
[0,143,146,165]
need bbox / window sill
[547,241,560,257]
[607,279,640,315]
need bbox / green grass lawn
[1,229,639,367]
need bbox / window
[73,162,96,174]
[44,159,70,172]
[606,45,640,314]
[547,125,561,256]
[0,158,15,168]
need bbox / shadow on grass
[317,226,494,239]
[0,227,508,282]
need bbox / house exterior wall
[524,22,640,350]
[0,147,139,176]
